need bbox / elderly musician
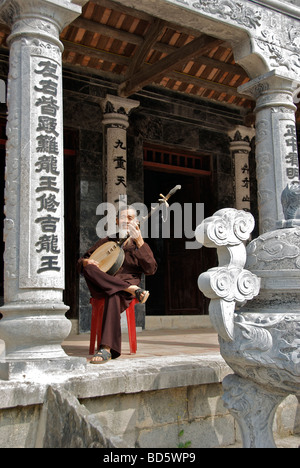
[77,205,157,364]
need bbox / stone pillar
[0,0,87,380]
[228,125,255,212]
[239,71,300,233]
[100,95,139,235]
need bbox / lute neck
[117,185,181,246]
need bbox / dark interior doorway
[0,120,6,310]
[63,129,79,320]
[144,168,215,316]
[0,146,4,307]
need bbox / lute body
[90,240,125,276]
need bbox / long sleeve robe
[77,236,157,358]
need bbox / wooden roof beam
[69,20,247,79]
[62,40,250,97]
[166,70,252,100]
[63,40,130,66]
[118,35,223,97]
[62,42,250,100]
[126,18,166,77]
[71,17,143,45]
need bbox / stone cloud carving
[196,209,260,341]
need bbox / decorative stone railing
[196,208,300,448]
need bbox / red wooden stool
[89,297,138,355]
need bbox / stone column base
[0,302,72,360]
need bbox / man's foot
[90,347,112,364]
[134,288,150,304]
[125,285,150,304]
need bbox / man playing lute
[77,205,157,364]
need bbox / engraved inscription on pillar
[18,40,64,289]
[101,95,139,232]
[239,72,300,233]
[107,126,128,206]
[281,121,299,184]
[229,126,255,213]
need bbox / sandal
[135,288,150,304]
[90,348,112,364]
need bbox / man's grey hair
[116,205,137,218]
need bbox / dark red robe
[77,236,157,358]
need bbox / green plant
[177,429,192,448]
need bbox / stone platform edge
[0,354,230,409]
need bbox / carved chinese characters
[34,60,61,275]
[19,45,64,289]
[284,124,299,182]
[101,95,139,231]
[0,0,87,372]
[107,127,128,205]
[240,73,300,233]
[228,126,255,213]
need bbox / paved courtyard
[62,327,220,361]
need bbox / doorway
[63,129,79,320]
[144,167,215,316]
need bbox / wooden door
[144,169,215,316]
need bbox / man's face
[117,209,137,231]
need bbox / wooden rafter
[126,18,166,77]
[67,19,247,79]
[62,40,130,66]
[118,35,223,97]
[62,36,248,100]
[71,17,144,46]
[165,71,251,99]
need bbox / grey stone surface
[37,386,119,448]
[197,208,300,447]
[0,353,298,448]
[240,73,300,233]
[0,0,87,373]
[0,354,234,448]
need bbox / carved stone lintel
[222,373,285,448]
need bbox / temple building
[0,0,298,345]
[1,0,298,337]
[0,0,299,449]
